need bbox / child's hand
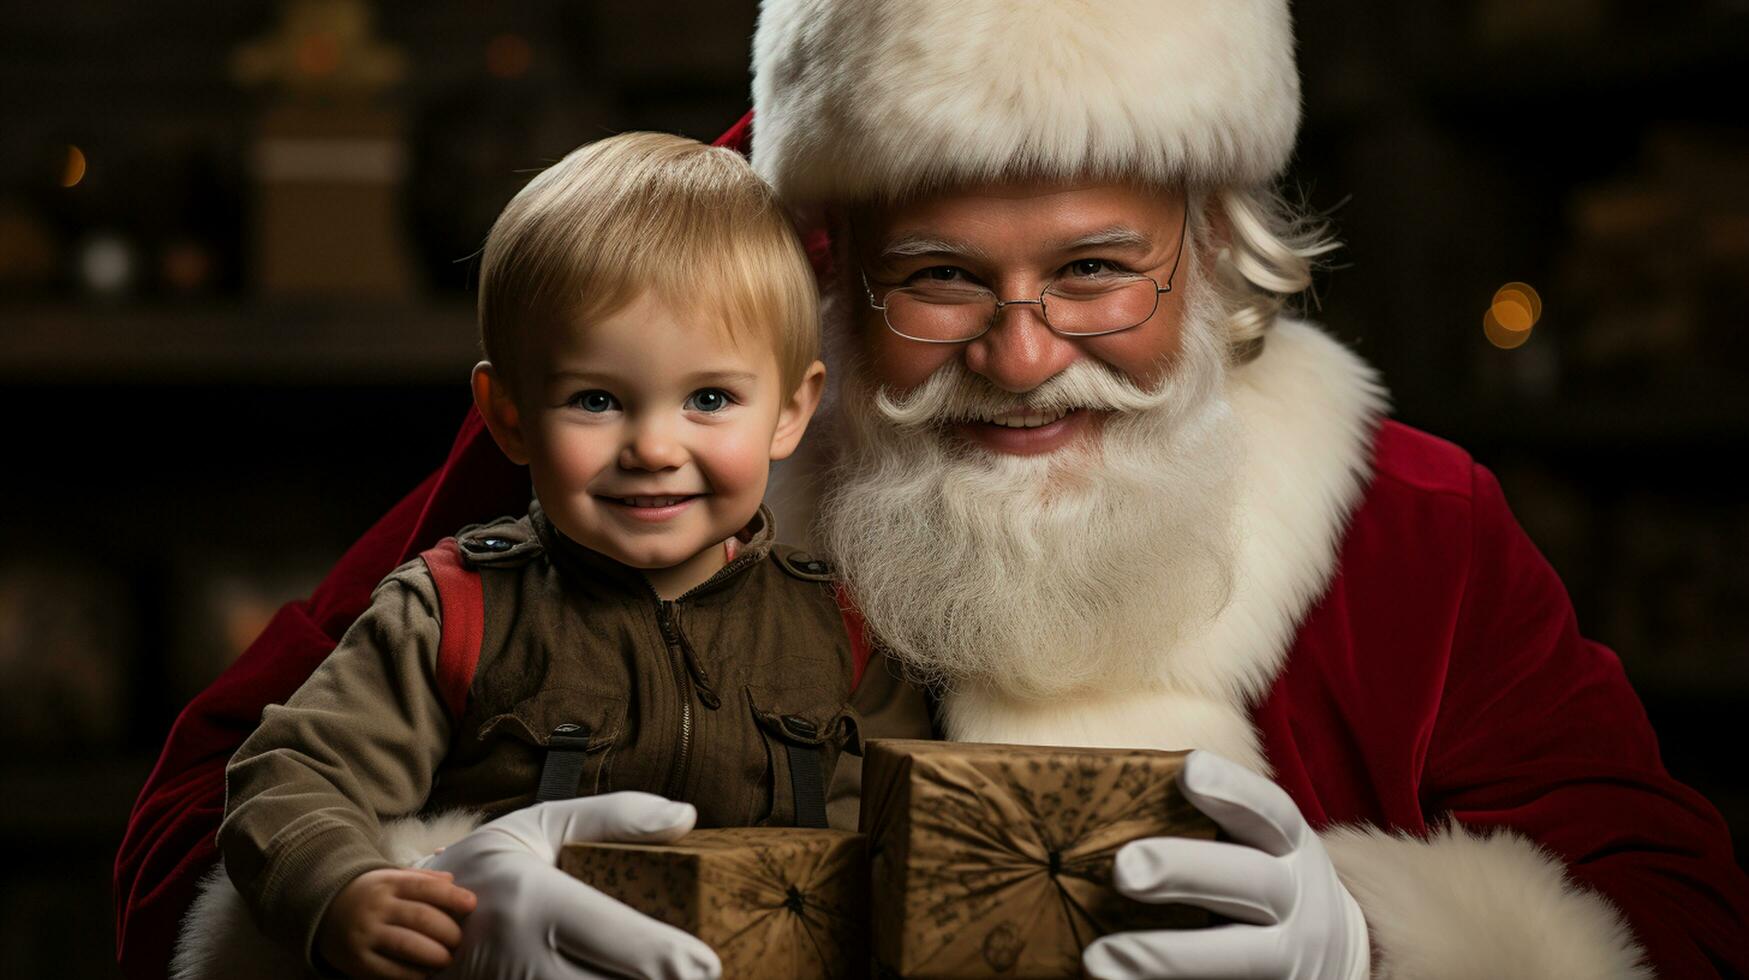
[317,867,478,979]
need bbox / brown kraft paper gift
[860,739,1218,978]
[560,827,868,979]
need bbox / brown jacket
[219,502,931,964]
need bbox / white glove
[418,792,722,980]
[1083,750,1371,979]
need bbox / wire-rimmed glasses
[862,208,1188,344]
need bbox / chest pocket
[477,686,628,803]
[747,685,851,828]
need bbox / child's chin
[576,524,709,571]
[616,541,708,571]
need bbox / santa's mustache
[869,357,1182,432]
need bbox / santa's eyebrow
[1051,226,1153,252]
[876,234,994,264]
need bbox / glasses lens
[1043,277,1160,336]
[884,283,995,342]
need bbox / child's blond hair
[478,131,819,395]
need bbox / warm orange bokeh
[1491,281,1543,330]
[1484,281,1542,349]
[1491,294,1535,332]
[1483,307,1533,349]
[60,145,86,188]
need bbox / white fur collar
[772,319,1388,772]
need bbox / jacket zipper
[657,600,695,801]
[651,548,757,801]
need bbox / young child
[215,132,851,979]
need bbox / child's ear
[471,361,531,465]
[769,360,827,462]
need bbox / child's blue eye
[572,390,618,413]
[686,388,731,413]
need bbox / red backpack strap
[833,582,874,691]
[420,538,484,719]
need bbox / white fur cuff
[1321,822,1651,979]
[170,813,483,980]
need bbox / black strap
[536,724,592,802]
[786,741,828,828]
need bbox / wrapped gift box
[560,827,867,979]
[860,739,1218,978]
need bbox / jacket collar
[528,500,780,601]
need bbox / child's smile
[598,494,704,523]
[487,290,815,598]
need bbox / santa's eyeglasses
[862,207,1187,344]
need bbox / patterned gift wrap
[559,828,868,979]
[860,739,1218,978]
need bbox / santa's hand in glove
[1083,750,1371,980]
[418,792,722,980]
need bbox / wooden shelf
[0,302,479,385]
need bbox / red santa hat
[750,0,1302,204]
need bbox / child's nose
[619,422,686,471]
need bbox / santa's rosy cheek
[864,328,963,390]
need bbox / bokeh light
[61,145,87,188]
[1484,281,1542,350]
[78,233,135,295]
[1491,295,1534,332]
[1497,281,1542,319]
[1483,307,1533,349]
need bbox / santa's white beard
[818,281,1244,701]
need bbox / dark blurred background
[1,1,1745,975]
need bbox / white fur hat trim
[752,0,1302,203]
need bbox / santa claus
[119,1,1748,978]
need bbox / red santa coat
[1262,420,1746,978]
